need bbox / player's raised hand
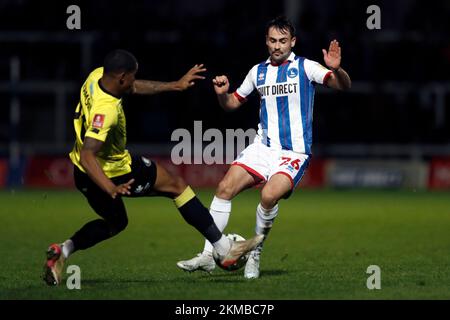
[212,75,230,95]
[177,64,207,90]
[322,40,341,70]
[110,178,135,199]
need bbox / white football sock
[62,239,74,259]
[212,234,231,256]
[255,203,279,236]
[203,196,231,254]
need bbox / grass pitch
[0,188,449,300]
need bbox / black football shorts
[74,155,158,199]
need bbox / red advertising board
[0,159,8,188]
[429,158,450,189]
[150,157,230,188]
[159,157,326,189]
[23,156,326,189]
[300,158,326,188]
[25,156,75,188]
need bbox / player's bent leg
[152,162,187,198]
[177,165,260,273]
[43,171,130,286]
[152,162,260,268]
[70,195,129,252]
[203,165,259,251]
[245,174,292,279]
[260,173,292,209]
[71,167,130,250]
[170,180,263,272]
[152,163,220,242]
[152,162,224,259]
[255,174,291,240]
[215,164,260,200]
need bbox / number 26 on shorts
[279,157,301,170]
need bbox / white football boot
[244,243,263,279]
[177,252,216,273]
[177,234,264,273]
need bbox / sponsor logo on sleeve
[258,72,266,82]
[92,114,105,128]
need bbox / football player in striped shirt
[177,16,351,278]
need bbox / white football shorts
[232,139,310,190]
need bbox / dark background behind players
[0,0,450,189]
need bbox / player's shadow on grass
[82,279,154,285]
[260,269,289,277]
[81,269,289,285]
[203,269,289,279]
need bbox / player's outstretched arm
[213,75,243,111]
[322,40,351,91]
[133,64,206,95]
[80,137,134,199]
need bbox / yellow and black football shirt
[69,67,132,178]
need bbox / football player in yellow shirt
[43,49,263,286]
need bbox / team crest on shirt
[287,68,298,78]
[92,114,105,128]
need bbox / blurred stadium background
[1,0,450,300]
[1,0,450,191]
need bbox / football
[213,233,250,271]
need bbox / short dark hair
[266,16,296,37]
[103,49,138,74]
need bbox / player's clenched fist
[212,75,230,95]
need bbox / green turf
[0,188,449,299]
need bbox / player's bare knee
[261,188,279,209]
[216,179,234,200]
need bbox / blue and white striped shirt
[234,52,332,155]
